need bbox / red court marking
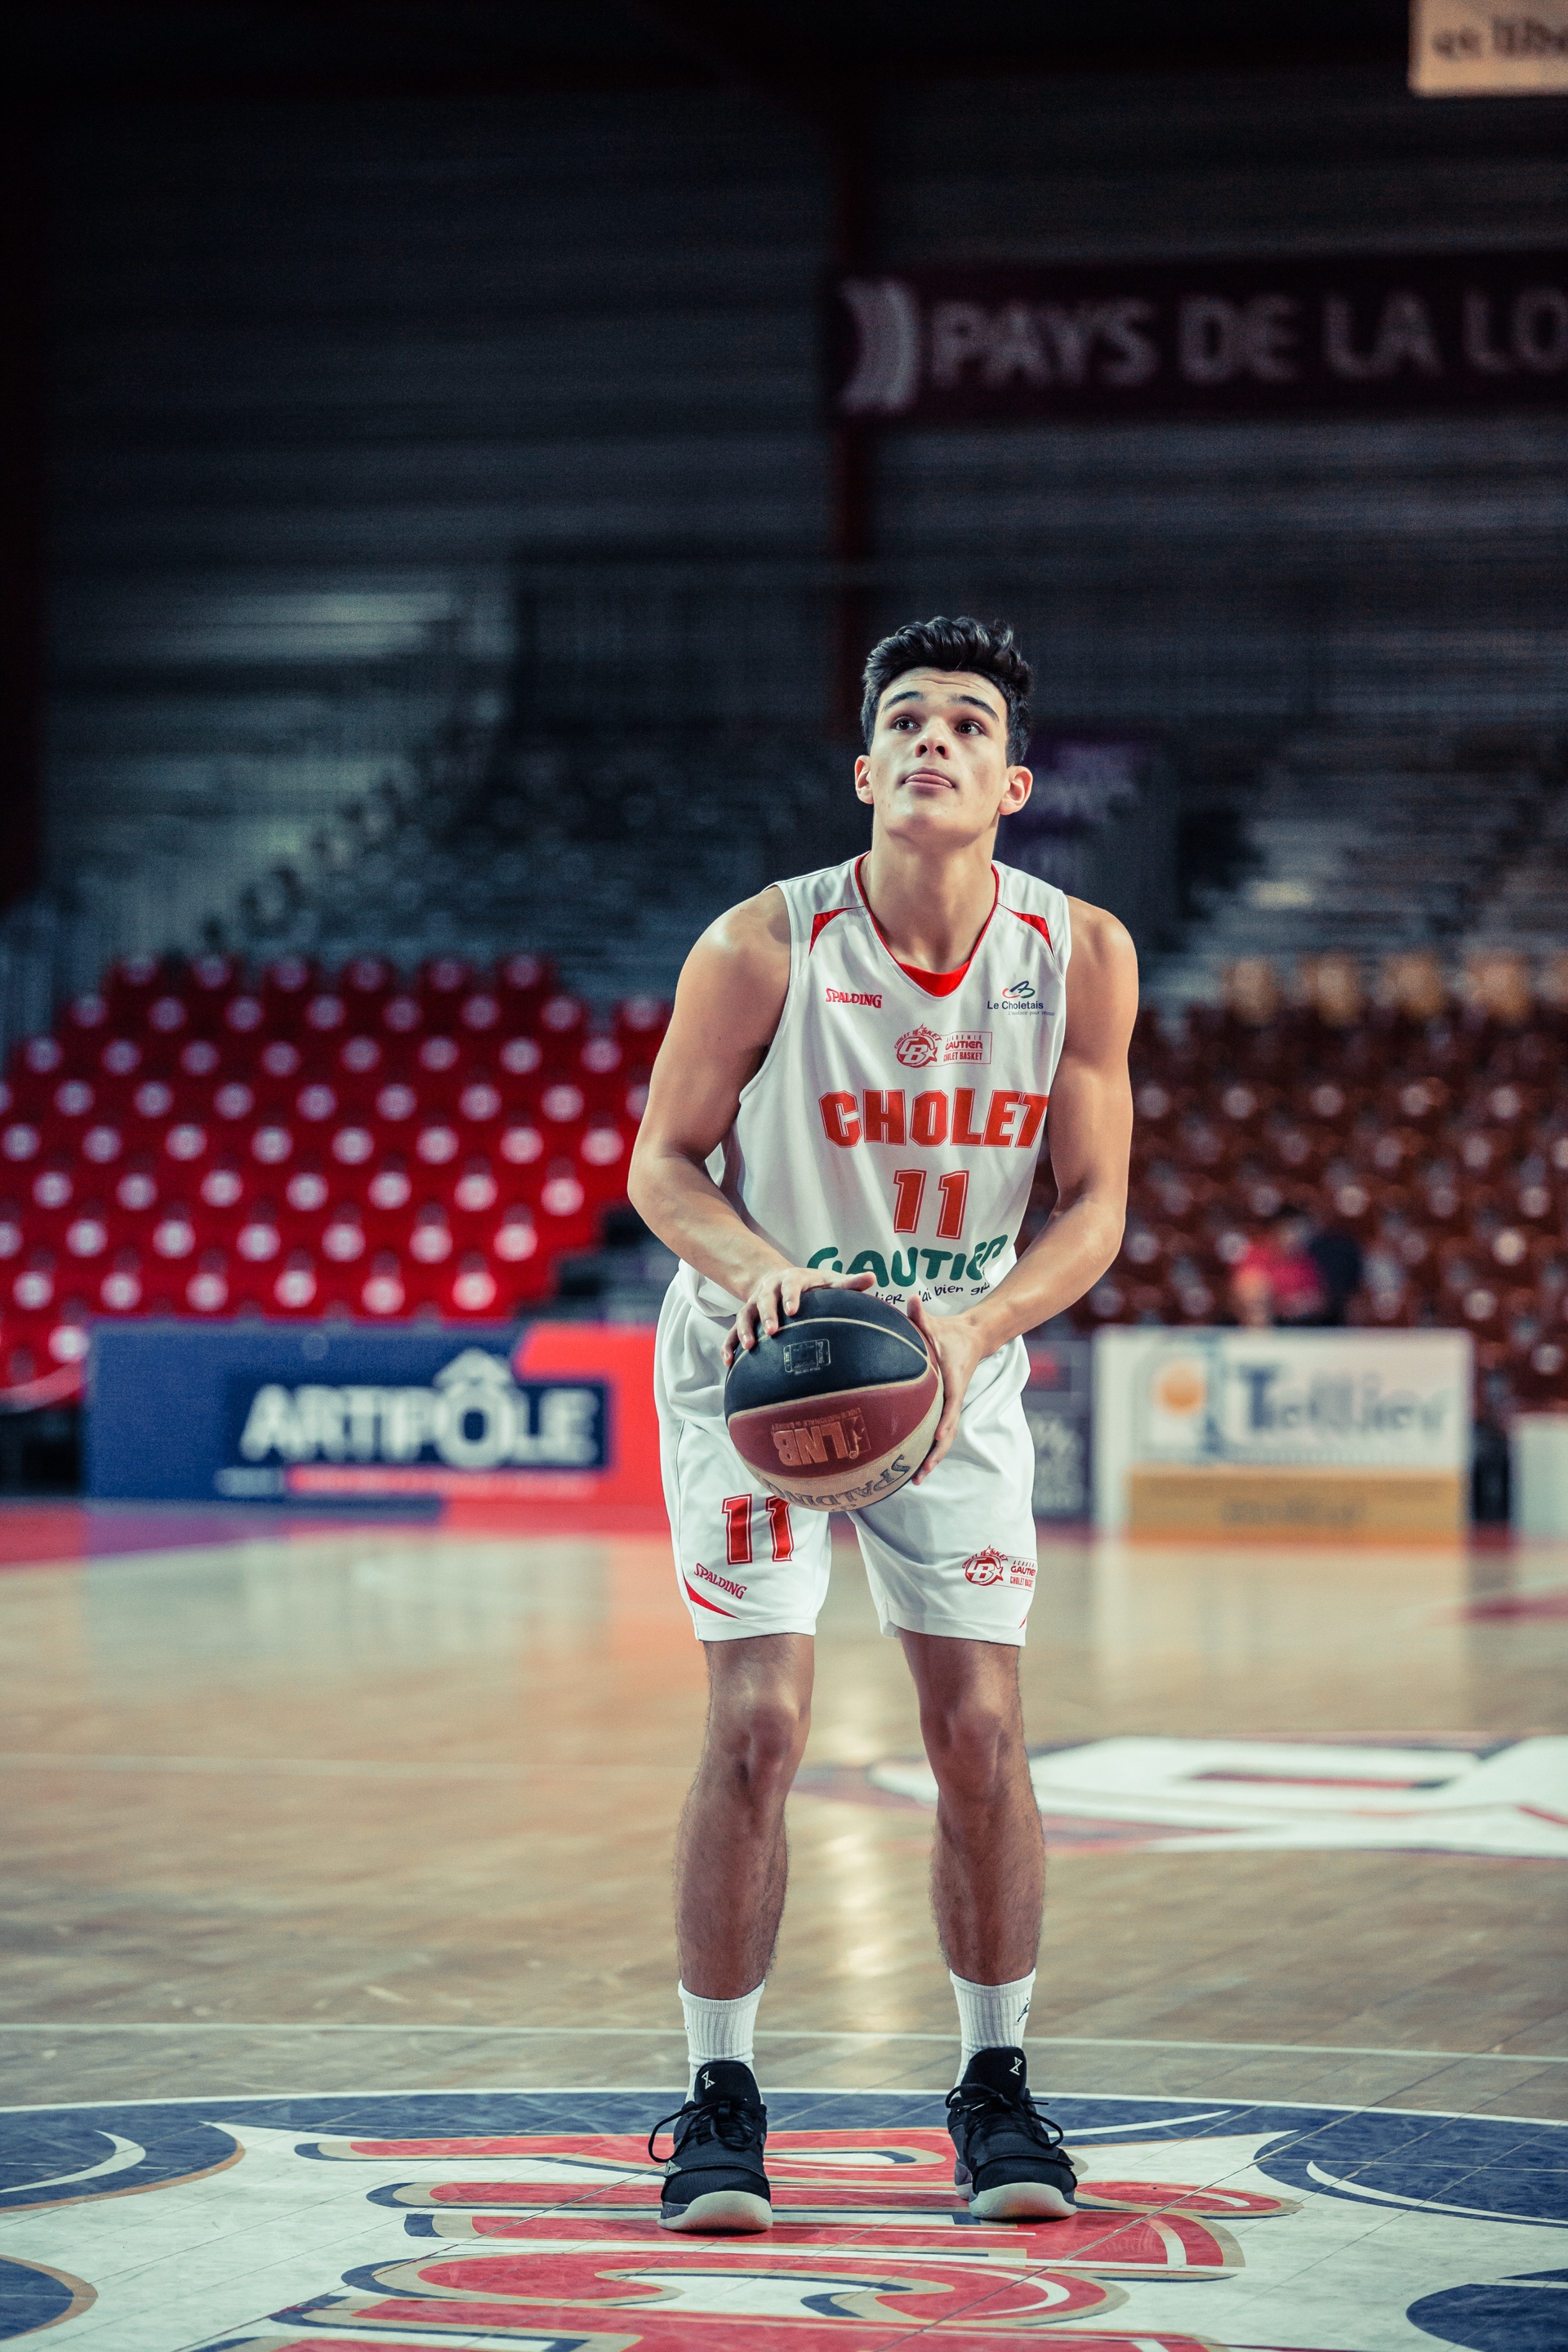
[1460,1588,1568,1620]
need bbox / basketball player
[629,617,1136,2234]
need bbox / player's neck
[859,835,999,975]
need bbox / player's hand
[724,1265,876,1368]
[904,1298,991,1486]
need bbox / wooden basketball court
[2,1501,1565,2348]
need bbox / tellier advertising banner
[1093,1328,1473,1539]
[86,1321,662,1512]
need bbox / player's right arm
[628,887,874,1362]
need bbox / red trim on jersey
[809,907,852,952]
[893,957,970,998]
[1008,906,1054,949]
[683,1574,737,1618]
[853,858,1000,996]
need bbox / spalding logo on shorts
[772,1406,867,1468]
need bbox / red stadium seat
[98,1249,145,1315]
[262,956,316,1030]
[359,1251,409,1317]
[447,1253,501,1315]
[458,988,501,1038]
[185,1250,233,1315]
[381,990,423,1039]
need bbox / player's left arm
[906,898,1138,1483]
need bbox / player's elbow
[626,1134,662,1228]
[1086,1195,1125,1282]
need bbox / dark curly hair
[861,616,1034,763]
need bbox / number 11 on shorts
[723,1494,795,1565]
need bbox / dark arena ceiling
[9,2,1413,103]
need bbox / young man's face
[854,667,1032,848]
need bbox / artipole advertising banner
[1093,1328,1473,1540]
[86,1321,662,1514]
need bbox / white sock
[679,1980,764,2097]
[951,1968,1036,2076]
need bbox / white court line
[0,2025,1561,2061]
[0,1753,534,1780]
[2,2085,1566,2128]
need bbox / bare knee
[698,1634,813,1806]
[705,1690,810,1797]
[920,1691,1022,1803]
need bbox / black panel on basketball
[724,1288,929,1413]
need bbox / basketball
[723,1289,943,1512]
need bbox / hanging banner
[829,248,1568,424]
[1411,0,1568,94]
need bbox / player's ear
[1002,765,1032,814]
[853,755,875,804]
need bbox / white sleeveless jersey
[676,857,1071,1323]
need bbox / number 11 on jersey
[892,1167,969,1238]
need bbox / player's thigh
[853,1341,1040,1646]
[662,1407,833,1642]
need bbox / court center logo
[6,2090,1563,2349]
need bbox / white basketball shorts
[655,1283,1041,1646]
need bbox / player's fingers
[911,1367,962,1485]
[760,1279,786,1337]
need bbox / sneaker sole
[659,2189,773,2234]
[969,2180,1076,2222]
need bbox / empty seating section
[1153,732,1565,1018]
[0,951,667,1396]
[1062,947,1568,1413]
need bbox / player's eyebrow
[883,688,1000,720]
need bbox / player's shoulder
[1063,894,1138,976]
[701,859,861,964]
[691,884,792,978]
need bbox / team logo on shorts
[963,1546,1036,1588]
[896,1025,941,1067]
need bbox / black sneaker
[648,2059,773,2234]
[947,2047,1077,2222]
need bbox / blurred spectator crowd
[0,951,666,1401]
[1062,946,1568,1415]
